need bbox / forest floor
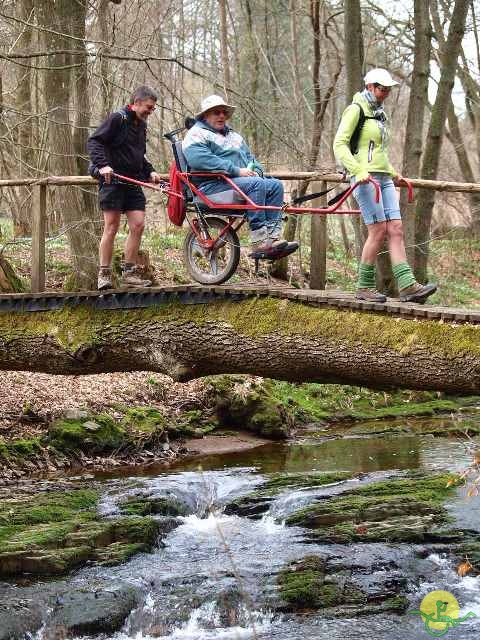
[1,206,480,478]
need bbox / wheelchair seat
[173,136,246,210]
[193,190,245,205]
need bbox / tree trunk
[445,99,480,232]
[414,0,469,282]
[35,0,100,290]
[218,0,231,99]
[13,0,36,236]
[0,257,26,293]
[71,0,99,216]
[400,0,431,265]
[0,297,479,394]
[272,1,340,280]
[343,0,368,274]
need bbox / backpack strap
[109,107,130,148]
[349,103,377,155]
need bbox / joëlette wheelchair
[111,120,413,285]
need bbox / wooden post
[310,181,327,290]
[31,183,46,292]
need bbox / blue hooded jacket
[182,120,263,185]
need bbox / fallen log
[0,296,479,393]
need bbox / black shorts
[98,183,146,212]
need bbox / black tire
[183,215,241,285]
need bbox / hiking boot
[271,241,299,259]
[250,238,288,253]
[97,267,113,291]
[355,288,387,303]
[120,266,152,288]
[399,282,437,303]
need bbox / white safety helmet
[364,68,399,87]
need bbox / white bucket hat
[195,94,236,119]
[364,68,399,87]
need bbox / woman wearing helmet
[333,68,437,303]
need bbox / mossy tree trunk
[0,298,479,394]
[0,256,25,293]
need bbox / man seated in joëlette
[182,94,298,258]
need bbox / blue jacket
[182,120,263,182]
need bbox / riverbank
[1,371,480,484]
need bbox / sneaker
[120,266,152,288]
[97,268,113,291]
[355,288,387,303]
[399,282,437,303]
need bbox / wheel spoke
[209,252,218,275]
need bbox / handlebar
[395,176,414,203]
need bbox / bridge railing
[1,173,480,293]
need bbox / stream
[2,416,480,639]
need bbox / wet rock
[0,596,44,640]
[286,473,460,544]
[0,485,168,577]
[276,554,409,615]
[48,584,141,636]
[121,495,191,517]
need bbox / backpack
[88,108,130,178]
[167,161,187,226]
[349,103,381,155]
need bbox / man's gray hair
[130,85,158,103]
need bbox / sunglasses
[209,108,229,116]
[374,84,391,93]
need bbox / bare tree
[414,0,470,282]
[400,0,431,264]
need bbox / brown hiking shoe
[355,288,387,303]
[97,267,113,291]
[250,238,288,253]
[399,282,437,303]
[120,266,152,288]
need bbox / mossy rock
[278,555,364,611]
[0,437,44,462]
[121,496,190,517]
[0,488,165,577]
[286,473,460,544]
[48,414,127,454]
[225,471,355,518]
[207,375,291,439]
[122,407,166,434]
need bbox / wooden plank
[31,183,47,293]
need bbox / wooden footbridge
[0,284,479,324]
[0,284,479,394]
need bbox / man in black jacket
[87,85,161,289]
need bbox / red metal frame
[111,171,414,252]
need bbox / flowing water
[5,416,480,639]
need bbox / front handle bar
[395,177,414,203]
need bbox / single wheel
[183,215,241,285]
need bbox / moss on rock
[0,488,167,577]
[285,473,460,544]
[206,375,291,439]
[48,414,127,454]
[120,496,189,517]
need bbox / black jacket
[87,106,155,180]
